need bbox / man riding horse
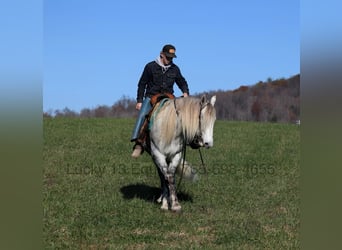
[130,44,190,158]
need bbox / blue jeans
[130,97,151,142]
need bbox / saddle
[136,93,175,152]
[150,92,175,106]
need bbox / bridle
[189,101,209,149]
[173,98,210,148]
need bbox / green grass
[43,118,300,249]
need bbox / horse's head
[190,95,216,149]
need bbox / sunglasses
[160,55,173,61]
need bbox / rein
[177,141,208,190]
[177,139,187,190]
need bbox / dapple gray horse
[149,95,216,212]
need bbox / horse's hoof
[160,204,169,211]
[171,205,182,213]
[160,198,169,210]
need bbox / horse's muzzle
[189,134,203,149]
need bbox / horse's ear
[210,95,216,106]
[200,95,207,105]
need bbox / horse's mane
[157,97,203,145]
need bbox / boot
[131,122,148,158]
[131,144,143,158]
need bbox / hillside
[45,74,300,123]
[204,74,300,122]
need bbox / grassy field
[43,118,300,249]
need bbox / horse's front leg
[151,144,171,210]
[156,166,168,206]
[166,152,182,212]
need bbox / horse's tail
[176,159,199,182]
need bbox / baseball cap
[162,44,177,58]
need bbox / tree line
[44,74,300,123]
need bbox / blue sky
[44,0,299,112]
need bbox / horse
[148,95,216,212]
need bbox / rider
[131,44,190,158]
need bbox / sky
[44,0,299,113]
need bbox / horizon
[44,73,299,114]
